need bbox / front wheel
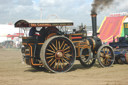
[97,45,115,67]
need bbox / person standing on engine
[29,27,37,37]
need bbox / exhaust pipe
[91,13,97,37]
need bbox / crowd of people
[1,40,22,48]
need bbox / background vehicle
[109,37,128,64]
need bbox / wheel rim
[98,46,115,67]
[80,48,95,67]
[42,36,76,72]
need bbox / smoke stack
[90,0,114,37]
[91,13,97,37]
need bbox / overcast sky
[0,0,128,26]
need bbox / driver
[29,27,37,37]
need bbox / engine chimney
[91,13,97,37]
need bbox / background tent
[98,15,127,43]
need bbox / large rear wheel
[40,36,76,73]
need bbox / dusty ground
[0,48,128,85]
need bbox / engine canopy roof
[15,19,73,28]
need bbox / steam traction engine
[15,14,115,73]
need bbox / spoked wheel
[79,48,95,68]
[40,36,76,73]
[97,45,115,67]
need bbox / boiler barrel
[87,37,102,51]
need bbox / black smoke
[91,0,114,14]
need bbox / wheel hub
[56,51,64,59]
[105,54,110,59]
[57,52,63,57]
